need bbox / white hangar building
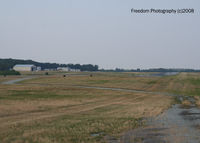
[13,64,37,71]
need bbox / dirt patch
[194,96,200,107]
[105,127,168,143]
[106,95,200,143]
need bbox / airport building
[57,67,70,71]
[13,64,37,71]
[36,66,42,71]
[57,67,81,72]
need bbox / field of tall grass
[0,72,174,143]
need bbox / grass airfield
[0,72,200,143]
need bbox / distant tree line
[100,68,200,72]
[1,58,199,73]
[0,58,99,71]
[130,68,200,72]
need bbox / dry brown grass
[0,72,197,143]
[181,100,192,107]
[0,77,172,143]
[5,71,200,142]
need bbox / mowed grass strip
[0,82,171,143]
[23,72,200,96]
[0,76,23,83]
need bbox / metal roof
[14,64,35,67]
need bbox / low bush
[0,70,21,76]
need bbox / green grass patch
[1,114,143,143]
[2,90,97,100]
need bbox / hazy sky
[0,0,200,69]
